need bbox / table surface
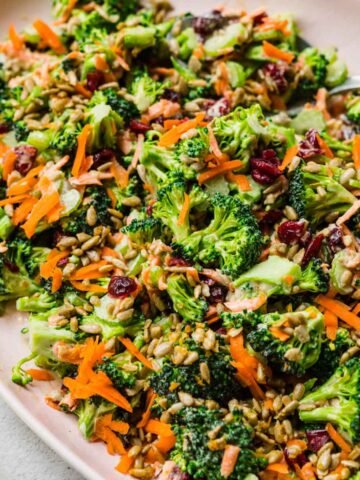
[0,397,84,480]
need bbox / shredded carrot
[269,327,290,341]
[266,463,289,474]
[193,44,205,59]
[233,362,265,399]
[316,296,360,331]
[153,434,176,453]
[352,303,360,316]
[215,61,230,97]
[74,83,92,99]
[137,390,156,428]
[130,134,144,172]
[40,250,69,279]
[106,187,116,208]
[47,202,63,223]
[33,19,66,54]
[336,200,360,226]
[111,158,129,188]
[26,369,54,381]
[71,125,92,177]
[69,280,107,293]
[225,291,268,312]
[51,267,63,293]
[119,337,155,371]
[45,397,62,411]
[95,414,127,455]
[9,23,24,50]
[54,0,78,24]
[116,452,134,474]
[7,176,38,196]
[326,423,351,453]
[158,113,205,147]
[324,310,338,341]
[280,145,298,171]
[70,260,108,280]
[94,54,109,72]
[315,88,331,120]
[299,462,316,480]
[208,124,229,162]
[316,134,334,159]
[263,41,294,63]
[227,172,252,191]
[145,419,173,437]
[198,160,244,185]
[256,17,290,36]
[0,193,30,207]
[2,151,17,180]
[220,445,241,478]
[22,190,60,238]
[13,197,37,225]
[353,135,360,169]
[177,192,190,226]
[101,247,120,259]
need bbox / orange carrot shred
[158,113,205,147]
[263,41,294,63]
[221,445,241,478]
[74,83,92,99]
[9,23,24,50]
[198,160,244,185]
[51,267,63,293]
[227,172,252,191]
[13,197,37,225]
[145,419,173,437]
[326,423,351,453]
[317,295,360,331]
[269,327,290,341]
[22,190,60,238]
[33,19,66,54]
[324,310,338,341]
[40,250,69,279]
[266,463,289,474]
[2,151,17,180]
[353,135,360,169]
[71,125,92,177]
[280,145,298,171]
[316,134,334,159]
[26,369,54,381]
[208,124,229,162]
[0,194,30,207]
[116,452,134,474]
[137,390,156,428]
[111,159,129,188]
[154,434,176,453]
[177,193,190,226]
[119,337,155,371]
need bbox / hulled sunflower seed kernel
[153,341,173,358]
[183,350,199,365]
[86,205,97,226]
[178,391,194,406]
[200,362,211,384]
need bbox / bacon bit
[51,267,63,293]
[227,172,252,191]
[72,125,92,177]
[129,134,144,172]
[111,159,129,189]
[225,291,267,312]
[26,369,54,381]
[263,41,294,63]
[316,295,360,331]
[137,390,156,428]
[221,445,240,478]
[158,113,206,147]
[280,145,298,171]
[324,310,338,341]
[69,280,107,293]
[2,150,17,180]
[336,200,360,226]
[353,135,360,169]
[198,160,244,185]
[269,327,290,341]
[116,452,135,474]
[8,24,24,50]
[22,190,61,238]
[119,337,155,371]
[74,83,92,99]
[316,134,334,159]
[315,88,331,120]
[33,19,66,54]
[326,423,351,453]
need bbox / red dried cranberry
[262,63,288,94]
[216,327,227,335]
[328,227,344,254]
[169,466,192,480]
[192,11,225,36]
[306,430,330,452]
[146,205,153,217]
[0,123,10,134]
[92,148,115,169]
[298,129,322,159]
[4,259,19,273]
[53,229,64,247]
[14,145,37,175]
[278,221,306,245]
[86,71,105,92]
[209,284,227,303]
[252,11,268,25]
[152,115,164,126]
[168,256,190,267]
[205,98,230,119]
[284,448,308,468]
[250,149,282,185]
[129,119,151,134]
[108,276,137,298]
[301,233,324,267]
[57,257,68,267]
[260,210,283,225]
[162,88,181,103]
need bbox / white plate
[0,1,359,479]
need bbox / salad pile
[1,1,360,479]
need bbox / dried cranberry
[4,259,19,273]
[193,11,225,36]
[169,466,191,480]
[278,221,306,245]
[152,115,164,126]
[108,276,137,298]
[205,98,230,119]
[328,227,344,254]
[306,430,330,452]
[57,257,68,267]
[209,284,227,303]
[284,448,308,468]
[252,11,268,25]
[301,233,324,267]
[53,229,64,247]
[129,119,151,134]
[216,327,227,335]
[146,205,153,216]
[250,149,282,185]
[92,148,115,169]
[162,88,181,103]
[86,71,105,92]
[298,129,322,159]
[262,63,288,94]
[14,145,37,175]
[168,256,190,267]
[0,123,10,134]
[260,210,283,226]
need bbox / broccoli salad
[1,1,360,479]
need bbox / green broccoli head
[346,95,360,124]
[166,274,207,323]
[130,69,166,113]
[288,163,356,227]
[298,259,329,294]
[177,133,209,160]
[97,356,138,391]
[221,310,262,332]
[170,406,267,480]
[101,88,139,125]
[51,121,81,155]
[76,398,117,440]
[13,121,30,142]
[85,100,124,151]
[297,48,329,94]
[246,306,324,376]
[299,359,360,444]
[122,217,162,245]
[16,291,60,313]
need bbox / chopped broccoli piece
[98,357,137,390]
[12,352,37,386]
[298,259,329,294]
[51,120,81,155]
[299,359,360,444]
[0,207,14,240]
[166,274,207,323]
[177,133,209,160]
[122,217,162,245]
[130,70,166,113]
[76,399,117,439]
[297,48,329,95]
[102,88,139,125]
[16,291,60,313]
[13,121,30,142]
[204,22,248,57]
[346,95,360,124]
[86,101,124,151]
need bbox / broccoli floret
[13,121,30,142]
[297,48,329,94]
[176,27,198,60]
[289,163,356,227]
[346,96,360,124]
[310,328,355,381]
[299,359,360,443]
[171,407,267,479]
[76,398,117,440]
[177,134,209,160]
[121,217,162,245]
[204,22,248,57]
[0,207,14,240]
[16,291,60,313]
[130,70,166,113]
[85,100,124,151]
[298,259,329,293]
[221,310,260,331]
[246,307,324,377]
[98,357,137,390]
[12,352,37,386]
[51,121,81,155]
[330,250,355,295]
[166,274,207,323]
[101,88,139,125]
[211,105,269,167]
[175,194,262,278]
